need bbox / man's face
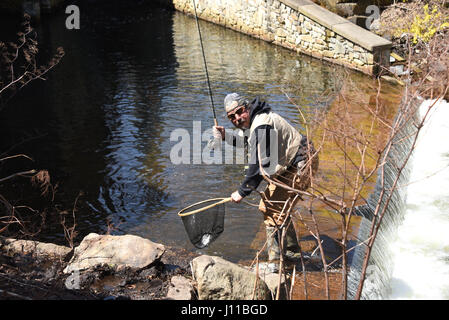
[227,106,250,129]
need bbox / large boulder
[191,255,271,300]
[63,233,165,273]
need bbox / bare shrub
[377,0,448,99]
[0,14,64,107]
[0,15,64,240]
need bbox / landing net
[178,198,231,249]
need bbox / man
[214,93,319,269]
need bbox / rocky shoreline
[0,234,285,300]
[0,234,197,300]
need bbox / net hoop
[177,197,232,217]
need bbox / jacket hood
[249,97,271,125]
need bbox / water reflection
[0,2,366,262]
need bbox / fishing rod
[192,0,218,126]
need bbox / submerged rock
[63,233,165,274]
[191,255,271,300]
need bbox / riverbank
[0,235,199,300]
[0,233,332,300]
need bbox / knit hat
[224,93,248,113]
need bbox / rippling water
[0,1,371,262]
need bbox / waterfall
[346,95,421,300]
[387,98,449,299]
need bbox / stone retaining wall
[162,0,391,75]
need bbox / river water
[0,1,377,263]
[387,98,449,299]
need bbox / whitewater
[387,98,449,299]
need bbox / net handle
[177,197,232,217]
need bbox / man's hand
[213,126,225,140]
[231,190,243,203]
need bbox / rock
[166,275,194,300]
[334,41,346,54]
[191,255,271,300]
[336,3,357,17]
[63,233,165,274]
[389,65,409,76]
[0,237,72,260]
[381,75,405,86]
[260,272,284,293]
[65,270,81,290]
[252,265,287,299]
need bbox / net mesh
[178,198,228,249]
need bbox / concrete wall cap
[279,0,391,51]
[331,22,391,51]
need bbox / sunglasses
[227,106,246,121]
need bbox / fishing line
[192,0,217,126]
